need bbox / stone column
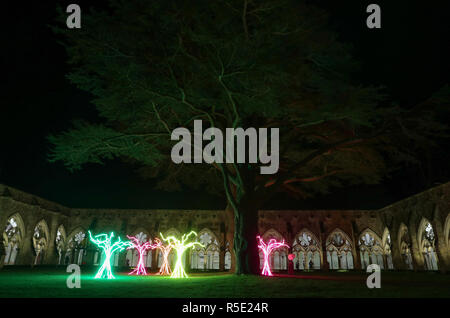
[409,220,425,271]
[44,215,59,265]
[219,248,225,271]
[389,225,405,270]
[18,221,35,266]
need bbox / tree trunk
[232,198,260,275]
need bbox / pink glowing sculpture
[152,238,173,275]
[126,235,158,275]
[257,235,289,276]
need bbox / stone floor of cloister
[0,267,448,298]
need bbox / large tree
[49,0,448,274]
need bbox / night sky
[1,1,449,209]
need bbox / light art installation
[257,235,289,276]
[160,231,204,278]
[126,235,159,275]
[88,231,132,279]
[152,238,173,275]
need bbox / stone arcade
[0,182,449,273]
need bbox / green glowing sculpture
[160,231,204,278]
[88,231,132,279]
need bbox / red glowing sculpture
[152,238,173,275]
[257,235,289,276]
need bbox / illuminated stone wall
[0,182,449,272]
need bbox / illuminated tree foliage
[160,231,204,278]
[257,236,289,276]
[49,0,448,274]
[88,231,132,279]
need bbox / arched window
[191,229,220,270]
[3,214,25,265]
[32,220,49,265]
[292,230,321,270]
[398,224,413,270]
[358,229,384,270]
[55,225,66,265]
[261,229,288,271]
[326,229,354,270]
[382,228,394,270]
[65,229,86,265]
[418,219,439,271]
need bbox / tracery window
[32,220,49,265]
[419,220,438,271]
[3,214,24,265]
[65,229,86,265]
[292,230,321,270]
[55,225,66,265]
[191,230,220,270]
[358,230,384,269]
[326,230,354,270]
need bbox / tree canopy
[49,0,448,274]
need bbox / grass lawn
[0,267,449,298]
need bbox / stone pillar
[409,221,425,271]
[321,233,329,271]
[389,225,405,270]
[18,223,34,266]
[219,248,225,271]
[44,216,59,265]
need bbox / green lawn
[0,267,448,298]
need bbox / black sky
[1,1,449,209]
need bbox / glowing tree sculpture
[257,235,289,276]
[160,231,204,278]
[152,238,173,275]
[88,231,132,279]
[126,235,158,275]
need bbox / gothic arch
[3,213,26,265]
[161,228,180,239]
[262,228,285,241]
[326,228,354,270]
[64,227,87,265]
[417,218,439,270]
[358,228,384,269]
[292,228,322,270]
[191,228,220,270]
[32,219,50,265]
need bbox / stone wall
[0,182,449,272]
